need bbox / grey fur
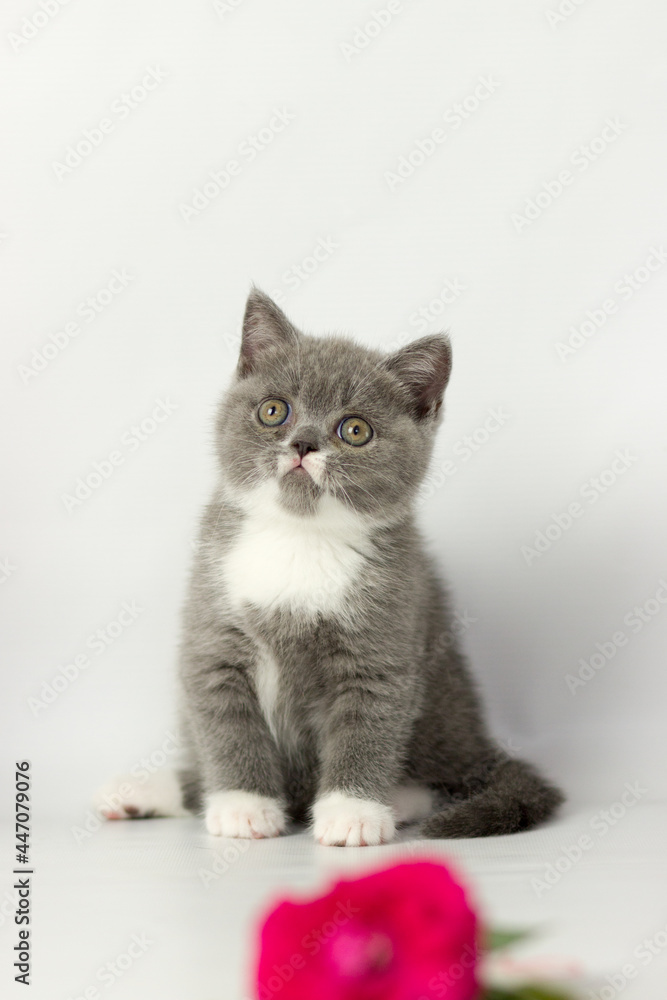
[177,289,563,838]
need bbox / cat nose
[291,435,319,457]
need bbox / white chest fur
[253,645,280,738]
[221,484,373,617]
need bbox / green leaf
[485,928,530,951]
[477,988,518,999]
[477,984,578,1000]
[516,988,577,1000]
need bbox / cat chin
[276,469,324,516]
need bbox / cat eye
[258,398,290,427]
[337,416,373,447]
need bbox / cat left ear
[238,288,298,377]
[382,335,452,421]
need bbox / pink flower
[254,860,479,1000]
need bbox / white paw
[312,792,395,847]
[391,783,433,824]
[205,790,286,838]
[94,769,188,820]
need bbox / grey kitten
[95,289,562,844]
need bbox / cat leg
[182,647,287,839]
[311,669,416,846]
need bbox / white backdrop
[2,0,667,827]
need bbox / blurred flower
[255,860,479,1000]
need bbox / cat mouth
[285,456,313,479]
[278,453,324,492]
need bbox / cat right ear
[237,288,297,377]
[382,334,452,421]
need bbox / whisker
[334,468,382,508]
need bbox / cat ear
[382,335,452,420]
[238,288,298,377]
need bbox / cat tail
[420,756,564,838]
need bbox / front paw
[205,790,286,839]
[312,792,395,847]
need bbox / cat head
[216,289,451,521]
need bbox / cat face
[216,290,452,520]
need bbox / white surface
[2,1,667,995]
[2,803,667,999]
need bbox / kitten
[95,289,563,845]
